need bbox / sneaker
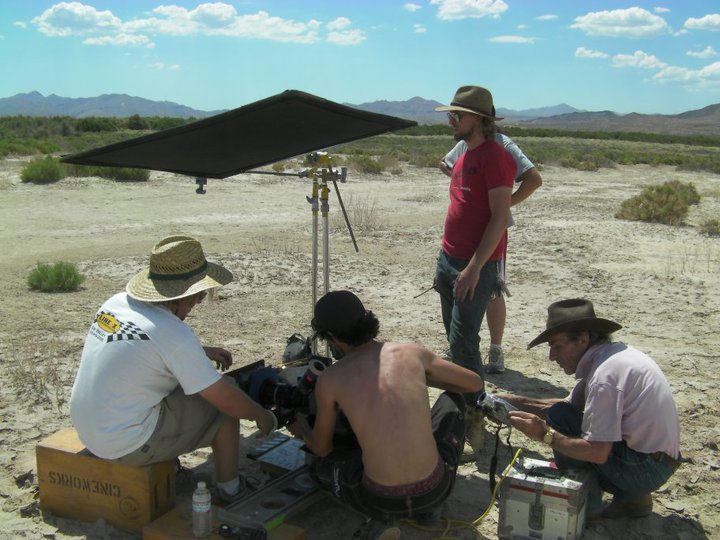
[486,346,505,374]
[352,518,401,540]
[212,476,248,507]
[601,493,653,519]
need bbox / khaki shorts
[115,385,229,466]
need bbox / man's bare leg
[211,417,240,483]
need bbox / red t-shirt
[441,140,515,261]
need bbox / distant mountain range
[1,91,718,136]
[0,91,222,119]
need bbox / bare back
[320,341,440,486]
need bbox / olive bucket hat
[527,298,622,349]
[435,85,503,120]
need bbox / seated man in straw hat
[288,291,484,539]
[70,235,275,504]
[501,299,681,519]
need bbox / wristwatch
[543,428,555,446]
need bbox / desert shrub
[348,155,384,174]
[20,157,64,183]
[664,180,700,205]
[61,163,149,181]
[27,262,86,292]
[615,182,691,225]
[700,219,720,237]
[332,194,385,232]
[100,167,149,182]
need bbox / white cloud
[32,1,121,37]
[489,35,537,44]
[404,3,422,12]
[30,2,363,46]
[571,7,670,38]
[575,47,608,59]
[414,24,427,34]
[684,14,720,32]
[430,0,508,21]
[536,14,557,21]
[653,61,720,89]
[327,17,351,31]
[516,24,527,30]
[13,21,28,29]
[612,50,667,69]
[654,7,671,14]
[148,62,181,71]
[327,28,365,46]
[687,46,718,59]
[83,33,152,47]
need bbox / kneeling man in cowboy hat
[70,235,275,504]
[501,299,680,519]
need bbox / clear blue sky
[1,1,718,114]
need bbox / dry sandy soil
[0,156,718,539]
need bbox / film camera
[228,356,331,429]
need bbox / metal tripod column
[320,172,331,297]
[310,175,319,354]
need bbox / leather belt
[649,451,681,472]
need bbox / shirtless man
[289,290,484,539]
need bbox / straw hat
[435,85,503,120]
[527,299,622,349]
[126,235,232,302]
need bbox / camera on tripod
[227,356,331,429]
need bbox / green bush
[348,155,384,174]
[27,262,86,292]
[20,157,63,183]
[665,179,700,205]
[615,181,695,225]
[61,163,149,182]
[700,219,720,237]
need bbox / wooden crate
[37,427,176,532]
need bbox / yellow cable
[401,447,524,539]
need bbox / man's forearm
[498,393,563,418]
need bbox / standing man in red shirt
[434,86,515,450]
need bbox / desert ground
[0,155,718,539]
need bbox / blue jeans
[546,402,677,513]
[435,250,503,404]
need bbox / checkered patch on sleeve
[95,311,150,343]
[107,319,150,343]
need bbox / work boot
[601,493,653,519]
[485,345,505,374]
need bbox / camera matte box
[497,457,589,540]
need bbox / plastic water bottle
[192,481,212,538]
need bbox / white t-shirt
[70,292,222,459]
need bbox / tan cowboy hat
[527,298,622,349]
[435,85,503,120]
[126,235,232,302]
